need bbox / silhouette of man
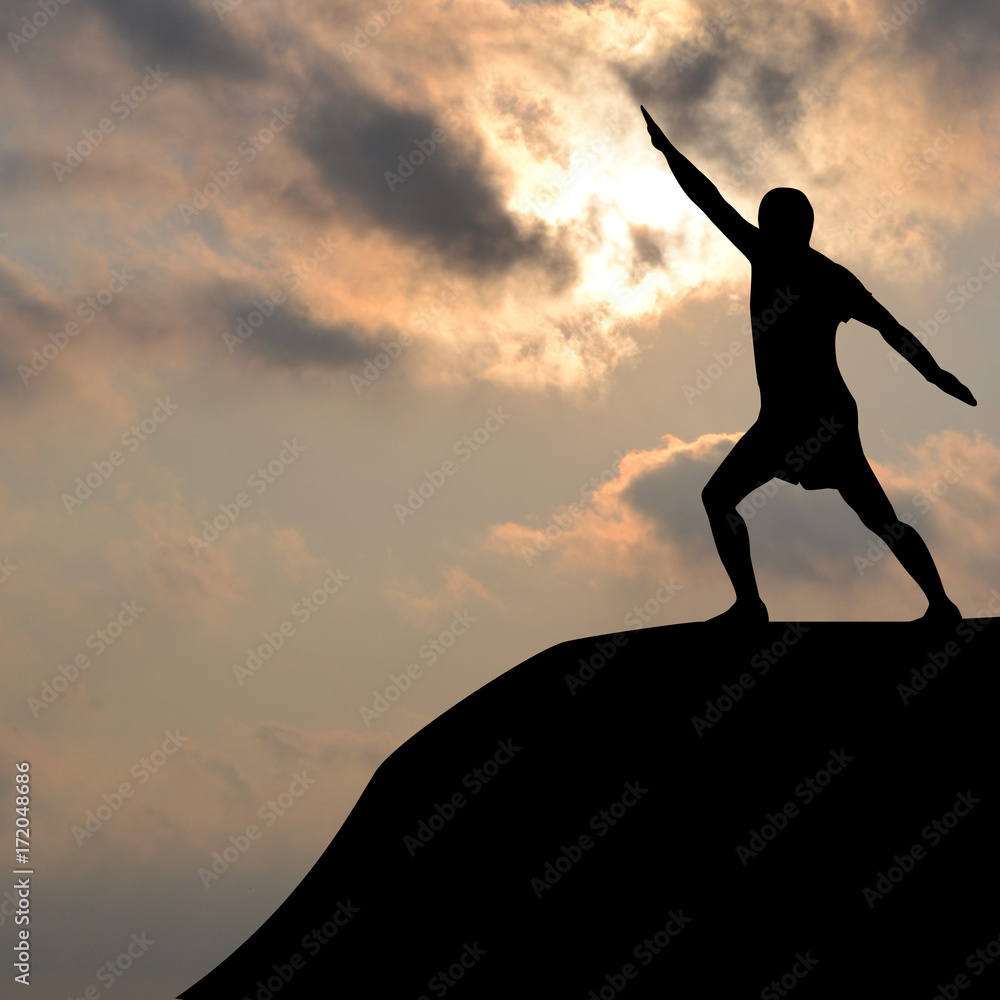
[641,106,976,625]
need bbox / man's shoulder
[807,249,869,290]
[807,247,850,273]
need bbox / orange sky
[1,0,998,994]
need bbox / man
[641,106,976,624]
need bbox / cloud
[487,433,739,577]
[0,259,66,393]
[253,722,393,769]
[89,0,262,78]
[616,2,846,159]
[291,73,577,283]
[487,429,1000,614]
[383,567,494,628]
[223,301,374,368]
[190,751,255,808]
[893,0,1000,106]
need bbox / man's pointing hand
[929,368,977,406]
[641,105,669,152]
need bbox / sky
[0,0,998,995]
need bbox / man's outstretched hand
[641,105,669,152]
[929,368,977,406]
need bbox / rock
[180,618,999,998]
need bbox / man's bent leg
[701,429,779,622]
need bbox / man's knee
[702,479,728,513]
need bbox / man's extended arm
[641,106,757,259]
[854,297,977,405]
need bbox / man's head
[758,187,814,247]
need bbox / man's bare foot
[915,598,962,625]
[708,598,769,625]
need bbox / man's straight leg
[837,465,960,621]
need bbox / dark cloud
[223,298,374,368]
[622,441,729,556]
[292,75,577,284]
[193,752,255,808]
[629,225,663,265]
[619,50,742,166]
[617,4,845,163]
[255,724,304,765]
[897,0,1000,105]
[620,437,873,582]
[751,65,796,113]
[91,0,261,78]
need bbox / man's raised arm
[853,296,977,406]
[641,106,757,259]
